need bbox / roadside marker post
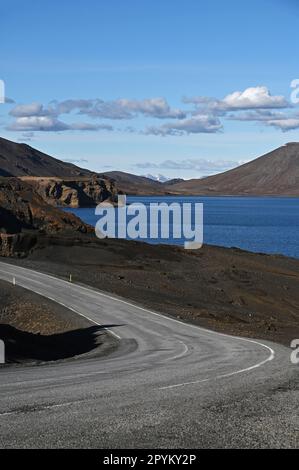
[69,274,72,283]
[12,276,16,286]
[0,340,4,364]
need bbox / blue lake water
[65,196,299,259]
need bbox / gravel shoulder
[4,235,299,347]
[0,279,117,364]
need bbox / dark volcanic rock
[0,178,93,256]
[0,233,37,257]
[0,136,117,207]
[8,236,299,346]
[0,136,93,177]
[22,176,117,207]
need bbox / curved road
[0,261,297,448]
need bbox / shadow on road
[0,323,122,364]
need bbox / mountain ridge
[0,136,93,177]
[167,143,299,196]
[0,137,117,206]
[1,137,299,196]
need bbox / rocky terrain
[0,136,117,207]
[20,176,117,207]
[5,235,299,347]
[0,177,92,257]
[2,136,299,197]
[1,136,299,347]
[0,279,116,363]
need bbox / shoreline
[63,196,299,261]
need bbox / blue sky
[1,0,299,179]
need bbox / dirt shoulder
[0,279,117,364]
[4,236,299,347]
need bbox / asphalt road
[0,261,298,448]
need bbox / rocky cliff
[0,178,93,257]
[20,176,117,207]
[0,136,118,208]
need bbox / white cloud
[135,158,240,175]
[54,99,94,114]
[7,116,69,132]
[7,116,113,132]
[185,86,289,114]
[17,131,35,142]
[51,97,185,120]
[10,102,54,117]
[227,110,287,121]
[222,86,288,110]
[227,109,299,132]
[267,118,299,131]
[5,87,294,136]
[62,157,89,164]
[144,115,222,135]
[70,122,113,131]
[119,98,185,119]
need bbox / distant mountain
[0,136,93,177]
[167,143,299,196]
[0,137,169,196]
[102,143,299,196]
[2,136,299,197]
[99,171,175,195]
[166,178,184,186]
[144,173,169,183]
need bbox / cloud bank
[4,86,296,135]
[135,158,241,176]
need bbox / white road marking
[0,401,75,417]
[0,270,121,340]
[164,340,189,362]
[0,263,276,389]
[159,345,275,390]
[38,294,122,340]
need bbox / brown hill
[0,137,117,206]
[168,143,299,196]
[0,136,94,177]
[100,171,172,195]
[2,136,299,197]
